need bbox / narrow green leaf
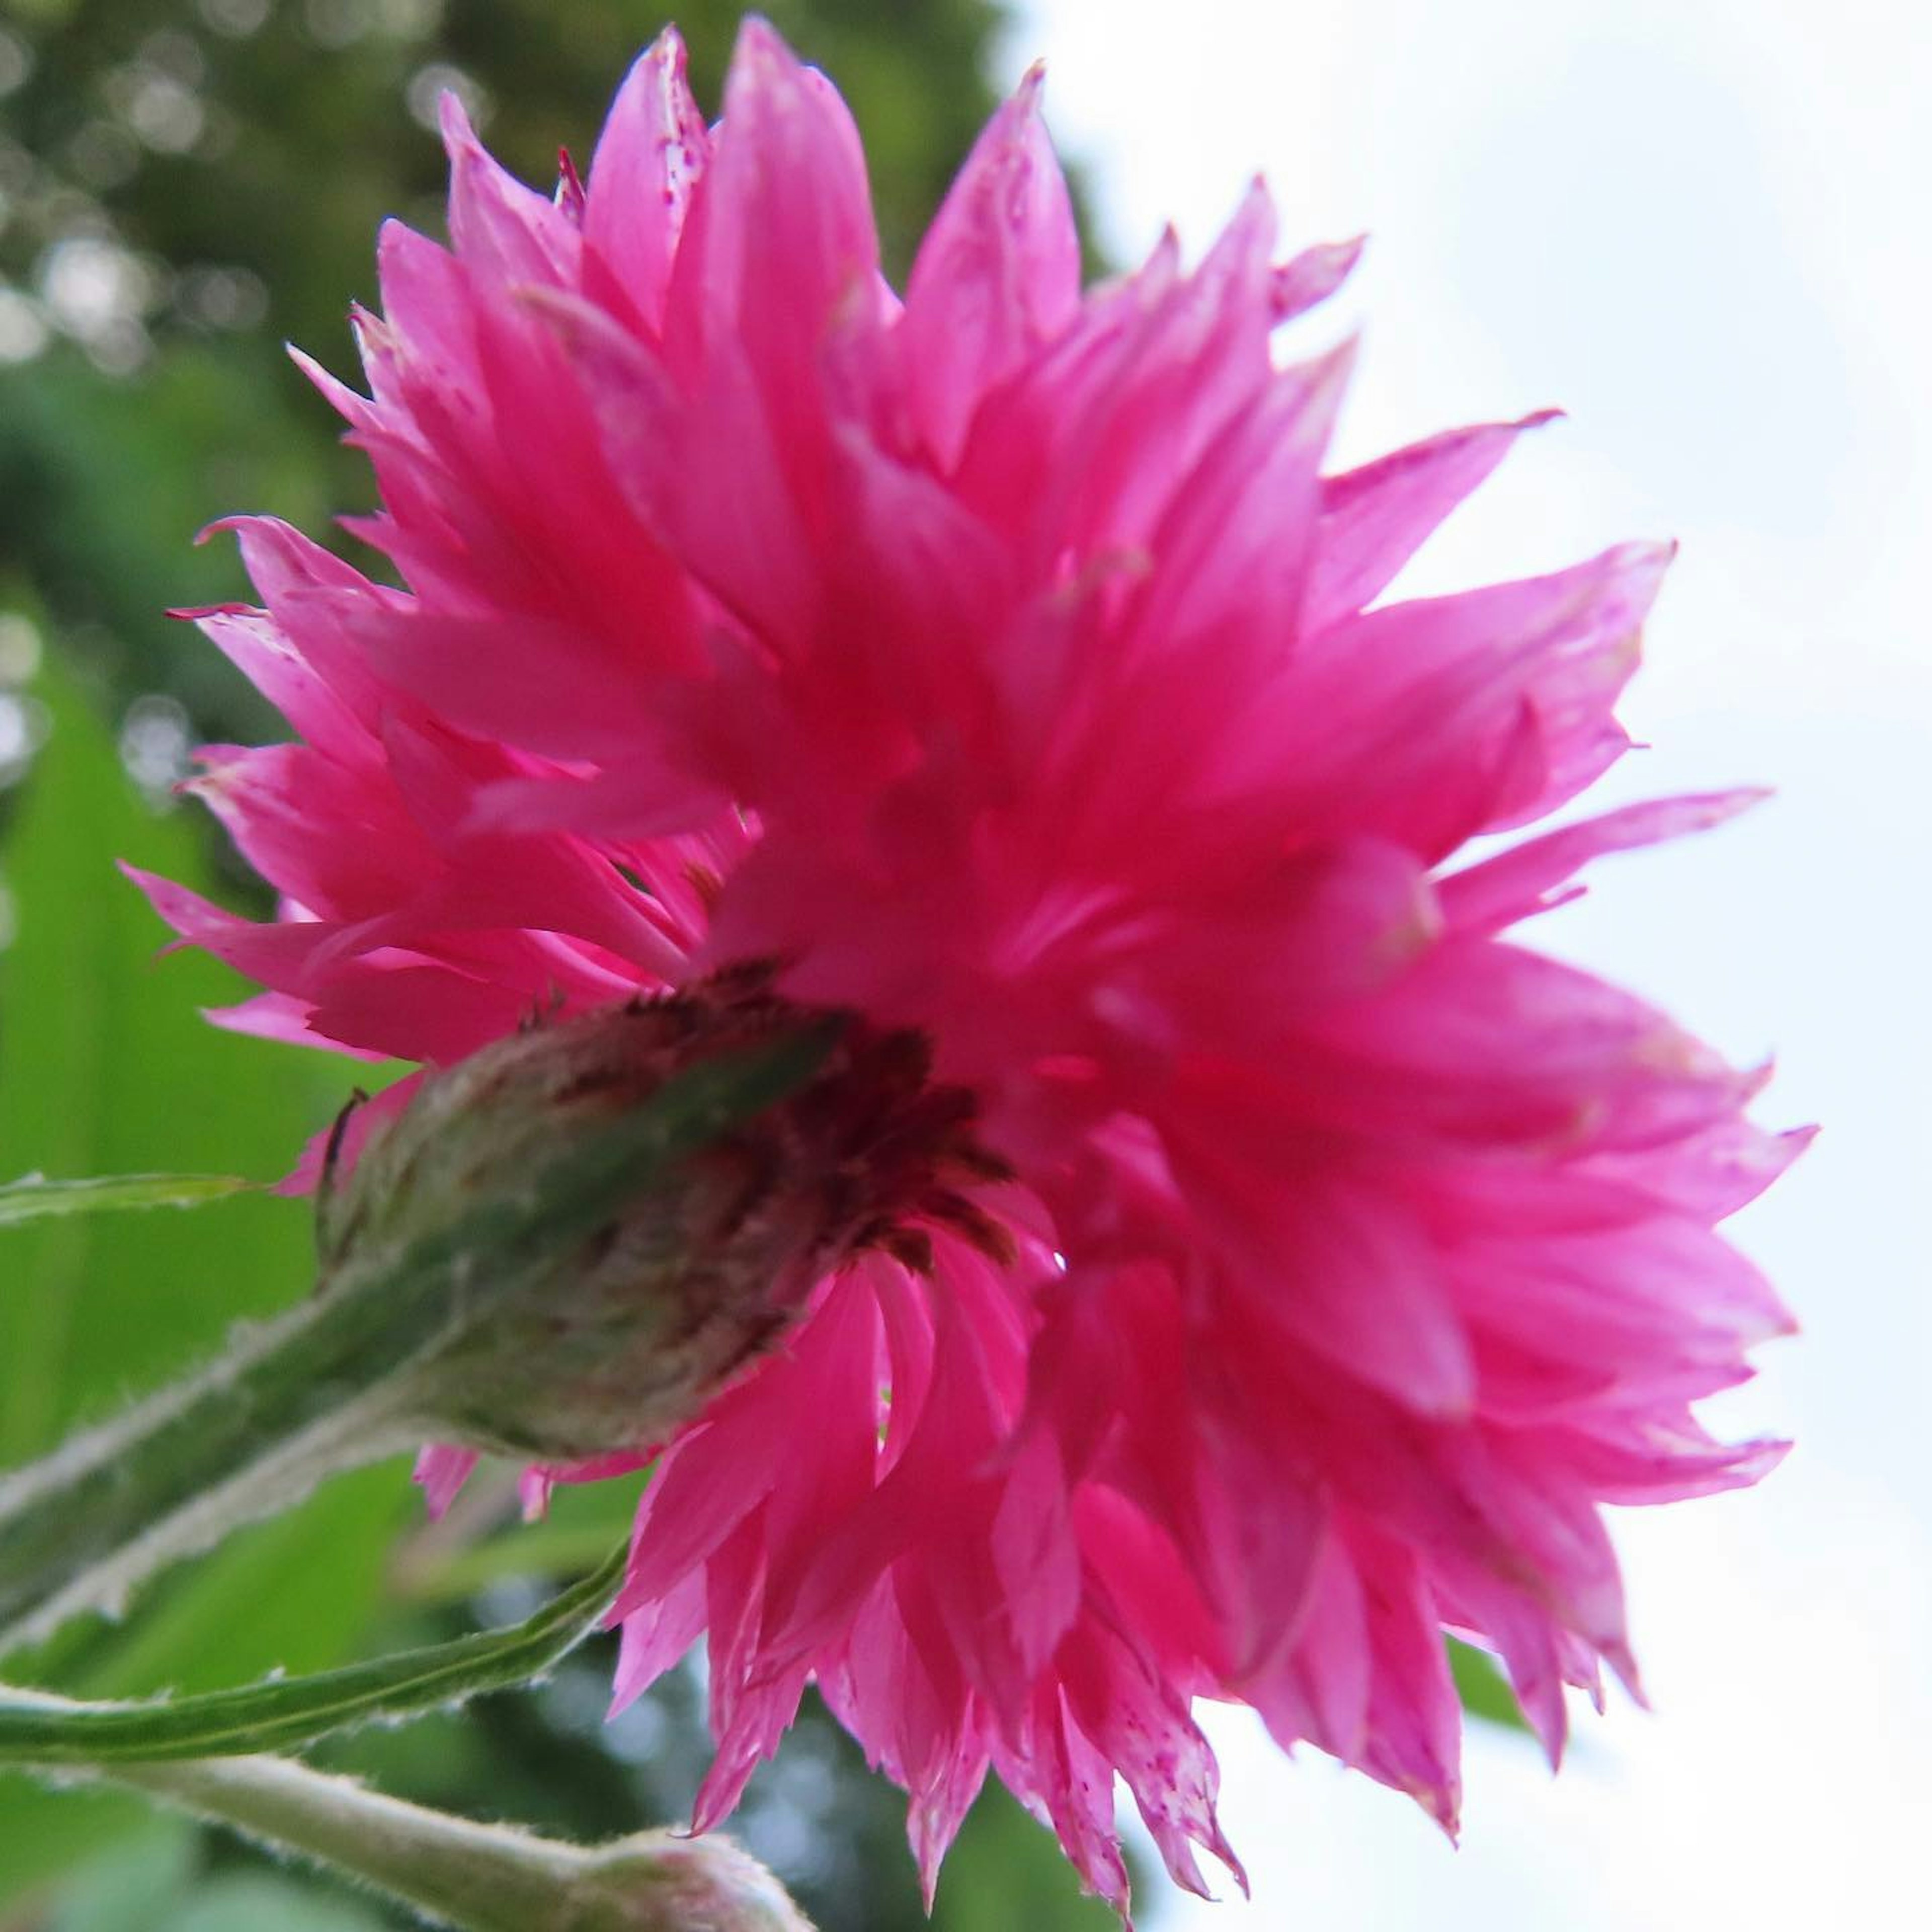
[0,1545,626,1767]
[0,1174,253,1227]
[1447,1635,1531,1733]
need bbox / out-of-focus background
[0,1,1922,1928]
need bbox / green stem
[0,1282,429,1657]
[108,1753,816,1932]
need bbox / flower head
[139,18,1799,1915]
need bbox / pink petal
[1310,410,1561,630]
[413,1444,480,1518]
[1270,233,1365,322]
[584,29,710,334]
[901,64,1081,468]
[1438,788,1767,933]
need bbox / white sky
[1002,3,1932,1924]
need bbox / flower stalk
[108,1750,816,1932]
[0,1277,425,1655]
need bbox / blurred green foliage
[0,4,1139,1927]
[0,0,1044,745]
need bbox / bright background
[1009,1,1932,1925]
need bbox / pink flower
[137,18,1800,1915]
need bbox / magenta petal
[584,29,709,333]
[1437,788,1767,933]
[531,284,824,651]
[1248,1532,1372,1765]
[1351,1530,1464,1832]
[439,92,581,293]
[341,602,691,764]
[1310,410,1561,631]
[179,602,371,772]
[671,17,879,386]
[1174,1133,1477,1417]
[1121,341,1353,699]
[287,342,380,437]
[1263,541,1671,857]
[610,1570,706,1715]
[202,989,370,1055]
[412,1444,480,1518]
[902,63,1081,468]
[1269,234,1365,321]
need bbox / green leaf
[0,1545,625,1767]
[0,1174,253,1227]
[1447,1635,1531,1733]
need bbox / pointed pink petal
[1270,234,1364,321]
[440,92,581,291]
[413,1445,480,1518]
[1261,542,1671,857]
[584,29,710,333]
[1437,788,1767,933]
[901,64,1081,468]
[1310,410,1561,630]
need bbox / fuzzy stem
[0,1274,439,1657]
[108,1753,817,1932]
